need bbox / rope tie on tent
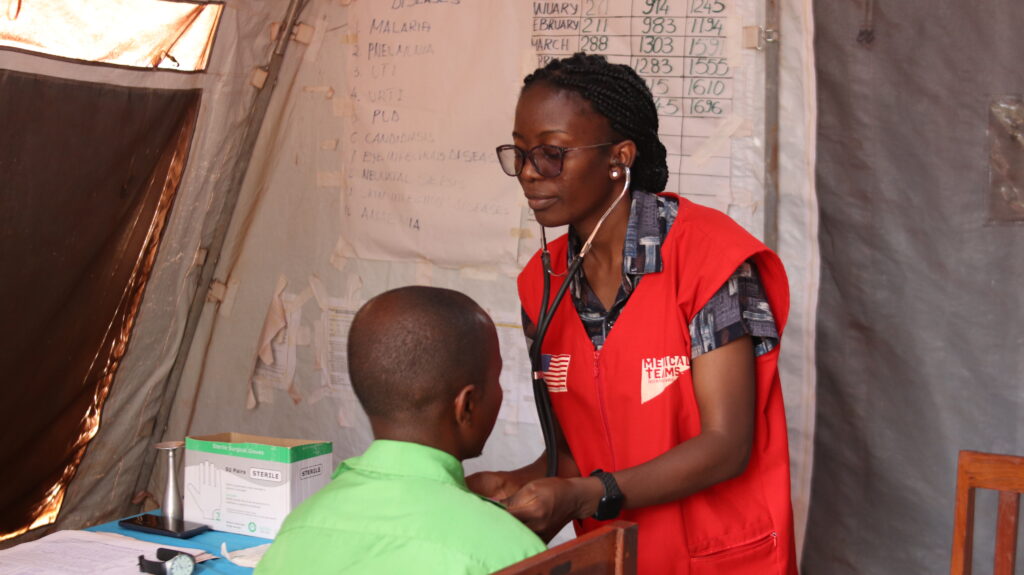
[857,0,875,45]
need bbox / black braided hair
[523,52,669,193]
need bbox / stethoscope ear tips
[609,164,632,180]
[610,165,631,181]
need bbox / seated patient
[256,286,546,574]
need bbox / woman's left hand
[504,476,603,541]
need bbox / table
[87,514,272,574]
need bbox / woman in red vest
[468,53,798,574]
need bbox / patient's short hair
[348,286,493,419]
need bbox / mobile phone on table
[118,513,210,539]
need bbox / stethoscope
[530,166,632,476]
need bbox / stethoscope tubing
[529,167,631,477]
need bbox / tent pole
[764,0,781,250]
[130,0,309,510]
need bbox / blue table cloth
[88,514,272,575]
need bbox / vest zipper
[593,348,617,470]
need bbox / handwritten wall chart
[338,0,762,272]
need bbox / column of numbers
[579,0,632,67]
[684,0,731,120]
[678,0,732,197]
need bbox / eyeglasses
[495,142,617,178]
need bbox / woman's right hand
[466,470,523,502]
[503,476,598,541]
[467,447,576,504]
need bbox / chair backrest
[494,520,637,575]
[951,450,1024,575]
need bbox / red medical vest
[518,195,797,574]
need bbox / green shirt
[255,440,546,574]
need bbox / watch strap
[139,549,194,575]
[589,469,624,520]
[156,548,191,562]
[591,469,622,497]
[138,554,166,575]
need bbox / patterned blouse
[524,192,778,358]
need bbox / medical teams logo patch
[640,354,690,403]
[539,354,571,392]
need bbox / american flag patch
[539,354,571,393]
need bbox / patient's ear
[453,383,476,427]
[451,384,482,460]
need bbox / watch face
[167,554,195,575]
[596,493,624,520]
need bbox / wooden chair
[494,520,637,575]
[951,450,1024,575]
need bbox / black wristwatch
[589,469,625,520]
[138,548,196,575]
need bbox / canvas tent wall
[0,0,297,541]
[804,1,1024,573]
